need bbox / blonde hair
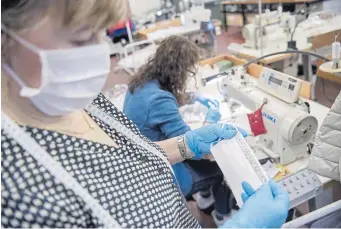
[2,0,128,31]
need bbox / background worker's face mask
[2,25,111,116]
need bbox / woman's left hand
[221,181,289,228]
[184,123,247,159]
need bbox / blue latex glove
[184,123,247,159]
[195,95,220,109]
[241,181,257,203]
[205,108,222,124]
[221,181,290,228]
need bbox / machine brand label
[263,112,276,123]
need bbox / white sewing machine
[218,67,318,165]
[241,9,308,52]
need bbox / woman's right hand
[221,181,290,228]
[204,109,221,124]
[184,123,247,159]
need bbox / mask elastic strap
[2,64,41,97]
[2,25,46,97]
[2,64,27,88]
[1,24,43,53]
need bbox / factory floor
[215,26,341,108]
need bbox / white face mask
[2,25,111,116]
[210,129,269,207]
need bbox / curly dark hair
[129,35,200,104]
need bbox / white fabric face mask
[210,128,269,207]
[2,25,111,116]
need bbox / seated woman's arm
[147,92,192,164]
[148,92,191,139]
[150,92,224,164]
[157,124,244,165]
[156,137,190,164]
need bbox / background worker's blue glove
[184,123,247,159]
[205,109,222,124]
[195,94,220,109]
[221,181,290,228]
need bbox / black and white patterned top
[1,94,200,228]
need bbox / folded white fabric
[211,129,269,207]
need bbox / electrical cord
[290,17,306,42]
[204,51,331,85]
[289,0,310,41]
[242,50,330,70]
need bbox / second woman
[124,35,233,225]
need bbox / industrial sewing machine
[217,67,318,165]
[242,8,308,52]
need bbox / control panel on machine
[257,68,302,103]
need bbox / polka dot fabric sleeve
[93,94,167,157]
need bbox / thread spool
[332,41,340,69]
[278,5,283,14]
[332,41,340,60]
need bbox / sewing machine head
[242,24,288,51]
[219,68,318,165]
[242,9,308,51]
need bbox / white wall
[310,0,341,13]
[322,0,341,12]
[129,0,160,18]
